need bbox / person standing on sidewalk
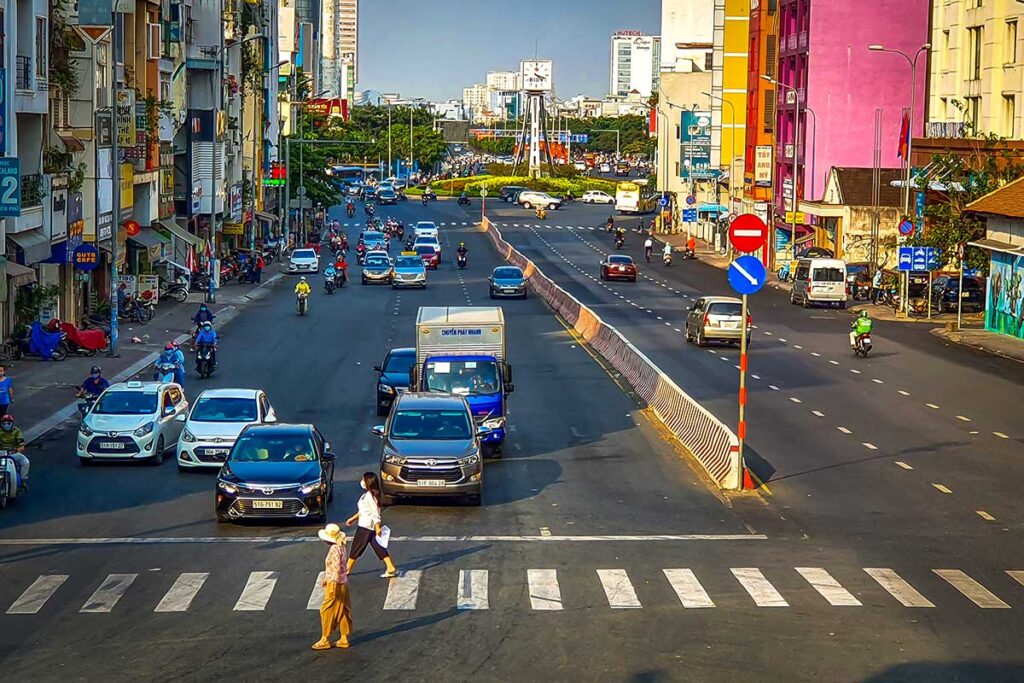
[255,254,265,283]
[0,365,13,416]
[345,472,400,578]
[313,523,353,650]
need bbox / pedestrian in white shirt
[345,472,400,578]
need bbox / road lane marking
[898,390,910,396]
[597,569,642,608]
[837,427,852,434]
[926,403,941,409]
[864,568,934,607]
[829,360,839,365]
[779,338,787,342]
[663,569,715,608]
[0,534,768,545]
[994,432,1010,439]
[793,345,803,349]
[933,569,1010,608]
[811,410,825,417]
[751,374,761,380]
[527,569,563,610]
[768,385,780,391]
[732,568,788,607]
[796,567,862,606]
[81,574,138,613]
[383,570,422,610]
[306,571,326,610]
[872,379,885,384]
[1007,571,1024,589]
[850,369,862,374]
[976,510,995,521]
[458,569,489,610]
[234,571,278,611]
[155,572,209,613]
[789,397,802,403]
[862,443,878,450]
[956,415,972,422]
[810,352,821,357]
[932,483,953,494]
[539,527,552,537]
[6,575,68,614]
[895,461,914,470]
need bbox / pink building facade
[773,0,929,254]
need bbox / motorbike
[396,225,405,240]
[159,280,189,303]
[60,321,109,357]
[457,194,471,206]
[683,247,696,260]
[0,451,21,510]
[195,343,216,379]
[77,393,99,418]
[10,324,69,361]
[535,208,547,220]
[457,253,468,270]
[356,245,367,265]
[346,204,356,218]
[422,195,429,206]
[296,292,309,316]
[325,276,336,295]
[663,251,673,266]
[155,361,178,383]
[334,271,347,289]
[189,273,212,292]
[644,248,653,263]
[614,236,625,250]
[851,284,872,301]
[854,333,873,358]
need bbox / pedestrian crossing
[6,566,1024,616]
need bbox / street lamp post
[868,43,930,315]
[762,76,799,266]
[387,104,392,178]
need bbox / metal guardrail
[481,218,742,489]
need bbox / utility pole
[108,15,122,356]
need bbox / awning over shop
[157,219,204,247]
[128,227,171,260]
[698,203,728,214]
[4,260,37,287]
[968,238,1024,256]
[8,229,52,265]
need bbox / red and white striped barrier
[481,219,742,490]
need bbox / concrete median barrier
[481,218,742,490]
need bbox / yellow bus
[615,180,657,214]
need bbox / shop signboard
[116,89,136,147]
[754,145,773,187]
[136,274,159,304]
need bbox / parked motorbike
[296,292,309,316]
[160,280,189,303]
[0,451,21,510]
[155,361,178,383]
[59,321,109,357]
[854,333,873,358]
[10,324,69,361]
[195,343,216,379]
[851,284,872,301]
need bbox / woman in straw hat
[313,523,353,650]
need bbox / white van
[790,258,848,308]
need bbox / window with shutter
[765,35,777,79]
[764,90,776,132]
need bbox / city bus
[615,180,657,214]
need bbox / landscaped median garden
[405,174,620,198]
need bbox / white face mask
[360,480,367,490]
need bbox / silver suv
[372,393,489,506]
[517,191,562,210]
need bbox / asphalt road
[1,198,1023,682]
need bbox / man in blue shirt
[195,321,218,368]
[172,341,186,386]
[0,365,13,416]
[77,365,110,398]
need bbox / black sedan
[930,275,985,313]
[374,347,416,416]
[215,424,336,523]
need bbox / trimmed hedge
[429,174,618,197]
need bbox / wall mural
[987,252,1024,339]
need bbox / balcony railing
[21,174,43,209]
[926,121,966,139]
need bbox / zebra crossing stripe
[864,568,934,607]
[7,575,68,614]
[234,571,278,611]
[732,568,788,607]
[81,574,138,613]
[457,570,488,610]
[663,568,715,608]
[796,567,862,606]
[1007,570,1024,588]
[383,570,422,610]
[597,569,642,608]
[155,573,209,613]
[933,569,1010,608]
[527,569,563,610]
[306,572,325,610]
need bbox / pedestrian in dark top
[313,523,353,650]
[0,365,13,416]
[345,472,399,578]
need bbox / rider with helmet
[195,321,219,366]
[850,310,873,349]
[77,365,110,398]
[0,414,28,491]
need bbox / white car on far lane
[176,388,277,470]
[582,190,614,204]
[414,221,439,239]
[288,248,319,274]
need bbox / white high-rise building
[486,71,521,91]
[320,0,359,101]
[609,31,661,98]
[463,84,489,123]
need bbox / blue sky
[358,0,660,100]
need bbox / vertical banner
[116,89,136,148]
[754,145,773,188]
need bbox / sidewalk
[931,324,1024,364]
[9,268,284,444]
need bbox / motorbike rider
[850,310,873,350]
[0,414,28,492]
[195,321,219,367]
[76,365,110,399]
[686,235,697,258]
[324,263,338,289]
[662,242,673,262]
[456,242,468,265]
[644,236,654,262]
[192,303,216,337]
[295,276,313,311]
[606,215,615,232]
[155,343,183,382]
[334,254,348,286]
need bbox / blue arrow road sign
[682,208,698,222]
[728,255,767,295]
[659,196,669,207]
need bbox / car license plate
[961,292,970,299]
[101,442,125,449]
[504,288,517,293]
[417,479,446,487]
[725,321,740,329]
[252,500,283,509]
[206,448,229,456]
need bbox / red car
[600,254,637,282]
[416,244,440,269]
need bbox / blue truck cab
[412,307,514,456]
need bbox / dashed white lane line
[898,390,910,396]
[837,427,852,434]
[850,369,862,374]
[811,410,825,417]
[976,510,996,521]
[956,415,972,422]
[793,345,803,349]
[673,328,681,332]
[768,385,780,391]
[993,432,1010,439]
[872,378,885,384]
[810,352,821,357]
[789,397,802,404]
[778,338,787,343]
[763,331,773,336]
[932,483,953,494]
[895,461,913,470]
[751,374,761,380]
[829,360,840,365]
[925,403,941,410]
[862,442,878,450]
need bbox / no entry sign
[728,214,768,253]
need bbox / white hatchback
[582,190,614,204]
[288,248,319,274]
[77,381,188,465]
[176,388,277,470]
[414,221,439,239]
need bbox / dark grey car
[373,393,488,506]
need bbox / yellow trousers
[319,582,353,640]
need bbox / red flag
[185,244,197,273]
[897,109,910,159]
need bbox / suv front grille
[400,465,464,483]
[87,436,141,455]
[232,499,306,516]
